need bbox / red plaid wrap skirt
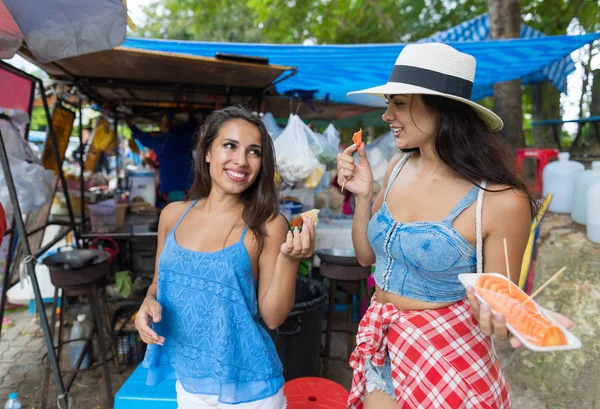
[348,296,511,409]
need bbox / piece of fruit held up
[289,209,320,229]
[341,128,363,193]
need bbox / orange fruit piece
[352,128,363,146]
[289,209,320,229]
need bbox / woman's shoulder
[158,200,198,234]
[483,184,532,221]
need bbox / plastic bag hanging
[261,112,283,140]
[323,123,341,148]
[273,114,320,184]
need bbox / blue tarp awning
[123,32,600,107]
[421,13,576,94]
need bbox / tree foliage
[135,0,599,44]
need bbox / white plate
[458,273,582,352]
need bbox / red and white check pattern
[348,296,511,409]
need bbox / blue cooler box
[115,364,176,409]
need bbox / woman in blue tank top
[134,106,315,408]
[337,44,575,409]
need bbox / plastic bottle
[542,152,584,213]
[4,392,21,409]
[69,314,93,369]
[587,182,600,244]
[571,161,600,224]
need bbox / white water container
[571,162,600,224]
[587,182,600,244]
[542,152,584,213]
[127,165,156,206]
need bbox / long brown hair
[189,106,279,249]
[406,94,538,218]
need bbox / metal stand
[0,63,82,408]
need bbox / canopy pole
[78,103,85,239]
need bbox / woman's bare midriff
[375,286,455,311]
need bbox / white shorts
[176,381,287,409]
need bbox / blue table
[114,364,177,409]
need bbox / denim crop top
[367,153,487,303]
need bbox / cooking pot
[42,249,110,288]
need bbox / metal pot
[42,249,110,288]
[315,248,361,266]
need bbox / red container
[516,148,559,194]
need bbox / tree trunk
[487,0,524,148]
[531,81,561,147]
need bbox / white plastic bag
[0,112,38,164]
[273,114,320,183]
[0,154,55,215]
[361,131,398,187]
[305,129,338,170]
[261,112,283,139]
[323,123,341,148]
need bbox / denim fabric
[142,200,284,404]
[365,357,395,399]
[367,153,478,303]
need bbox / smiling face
[205,119,263,195]
[382,94,440,151]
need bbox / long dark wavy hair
[189,106,279,250]
[402,94,538,218]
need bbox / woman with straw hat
[337,43,573,409]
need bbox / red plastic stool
[516,148,559,194]
[284,377,348,409]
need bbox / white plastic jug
[127,165,156,206]
[571,162,600,224]
[69,314,93,369]
[542,152,584,214]
[587,182,600,244]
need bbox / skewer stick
[503,237,512,294]
[529,266,567,300]
[341,180,346,193]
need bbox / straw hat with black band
[348,43,504,131]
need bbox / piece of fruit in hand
[352,128,363,147]
[289,209,320,229]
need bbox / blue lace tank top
[142,200,284,404]
[367,153,487,303]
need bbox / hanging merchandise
[306,129,338,169]
[303,163,326,189]
[84,117,117,172]
[362,131,397,187]
[91,117,117,152]
[0,110,37,163]
[323,123,341,148]
[273,114,320,184]
[261,112,283,139]
[0,154,55,215]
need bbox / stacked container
[542,152,584,214]
[587,182,600,244]
[571,161,600,224]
